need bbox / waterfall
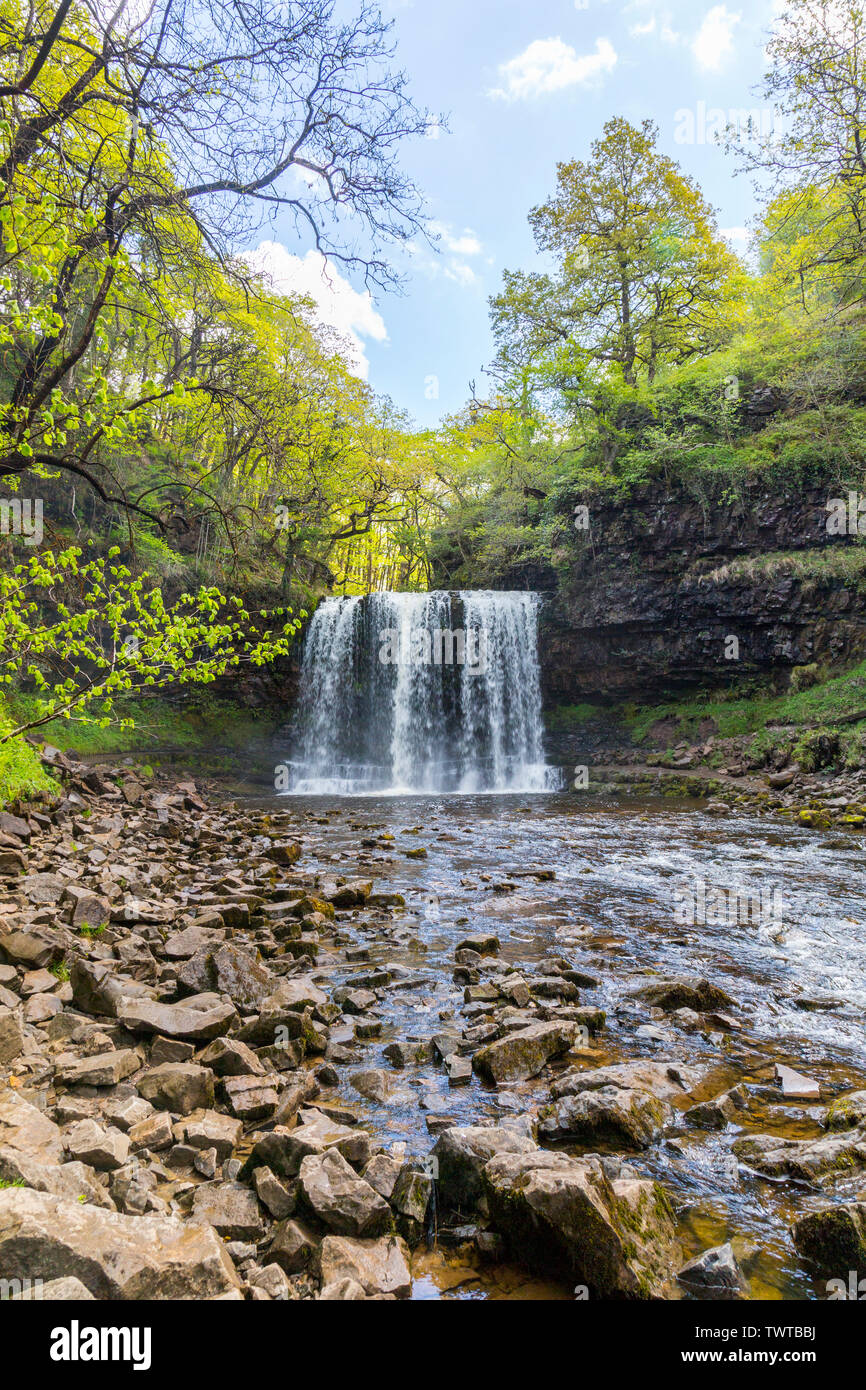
[283,590,559,795]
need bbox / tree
[733,0,866,311]
[0,544,300,742]
[0,0,435,521]
[491,118,742,389]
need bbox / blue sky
[256,0,784,426]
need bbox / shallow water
[261,789,866,1300]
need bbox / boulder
[472,1022,578,1084]
[117,994,237,1041]
[0,1188,241,1298]
[628,975,734,1013]
[733,1128,866,1182]
[177,943,273,1015]
[483,1150,677,1297]
[136,1063,214,1115]
[791,1203,866,1276]
[299,1149,392,1237]
[539,1086,669,1149]
[191,1181,264,1242]
[432,1125,537,1212]
[64,1120,129,1171]
[318,1234,412,1299]
[676,1243,748,1299]
[57,1050,140,1088]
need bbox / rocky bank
[0,752,864,1301]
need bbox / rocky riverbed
[1,751,865,1301]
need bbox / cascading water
[283,590,559,794]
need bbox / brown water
[260,789,866,1300]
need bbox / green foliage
[0,546,300,744]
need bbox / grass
[3,690,281,757]
[0,702,57,804]
[624,659,866,744]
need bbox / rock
[551,1060,702,1103]
[0,1188,240,1298]
[198,1037,265,1077]
[177,943,273,1015]
[349,1069,387,1103]
[677,1243,748,1299]
[221,1073,281,1122]
[65,1119,129,1171]
[242,1114,371,1180]
[382,1042,408,1068]
[432,1125,537,1212]
[299,1149,392,1237]
[182,1111,242,1161]
[362,1154,402,1202]
[253,1167,296,1221]
[268,1218,319,1274]
[128,1112,174,1154]
[483,1150,676,1297]
[0,1092,64,1166]
[775,1063,820,1100]
[8,1275,95,1300]
[191,1181,264,1241]
[733,1128,866,1181]
[57,1050,140,1088]
[0,811,30,843]
[0,1007,24,1064]
[136,1063,215,1115]
[628,976,734,1013]
[472,1022,578,1084]
[684,1088,748,1130]
[318,1277,367,1300]
[318,1234,412,1299]
[791,1203,866,1276]
[826,1091,866,1131]
[539,1086,670,1150]
[162,924,226,960]
[117,994,237,1041]
[70,959,138,1018]
[0,931,60,969]
[456,934,500,956]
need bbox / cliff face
[536,481,866,704]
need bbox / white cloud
[721,226,749,246]
[692,5,741,71]
[490,36,617,101]
[430,221,483,257]
[246,241,387,380]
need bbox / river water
[262,787,866,1301]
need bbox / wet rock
[191,1181,264,1241]
[362,1154,402,1202]
[826,1091,866,1131]
[136,1063,215,1115]
[299,1149,392,1237]
[432,1125,537,1212]
[791,1203,866,1276]
[539,1086,669,1150]
[318,1234,412,1299]
[684,1087,748,1131]
[349,1068,387,1103]
[676,1243,748,1299]
[774,1064,820,1100]
[0,1189,243,1297]
[473,1022,579,1084]
[733,1128,866,1181]
[456,934,500,956]
[483,1149,676,1297]
[628,976,734,1013]
[382,1042,408,1068]
[551,1060,702,1102]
